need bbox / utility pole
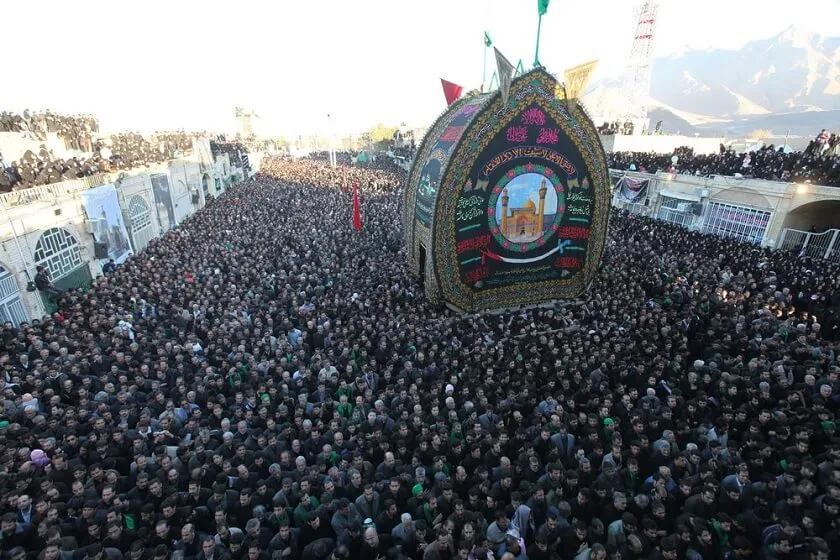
[327,113,336,167]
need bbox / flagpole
[534,13,543,68]
[482,45,488,92]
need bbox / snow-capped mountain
[581,27,840,136]
[650,26,840,117]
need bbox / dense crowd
[807,130,840,158]
[609,134,840,187]
[0,111,98,151]
[2,157,840,560]
[309,152,357,167]
[210,142,252,170]
[598,122,635,136]
[0,130,213,192]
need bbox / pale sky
[2,0,838,137]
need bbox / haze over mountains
[583,26,840,138]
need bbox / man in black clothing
[34,265,62,297]
[374,499,401,535]
[299,511,336,545]
[359,527,396,560]
[0,514,33,553]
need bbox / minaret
[536,178,548,233]
[500,188,509,235]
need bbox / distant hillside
[581,26,840,138]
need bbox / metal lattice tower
[621,1,659,124]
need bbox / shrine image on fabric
[406,68,610,312]
[494,173,558,243]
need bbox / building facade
[612,169,840,248]
[0,150,247,324]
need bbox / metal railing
[657,206,696,228]
[0,174,111,208]
[777,228,840,264]
[616,201,651,216]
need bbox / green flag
[484,31,492,47]
[538,0,550,15]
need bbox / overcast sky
[2,0,838,136]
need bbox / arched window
[128,195,154,252]
[33,227,83,281]
[129,195,152,231]
[0,265,27,326]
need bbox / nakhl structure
[404,68,610,312]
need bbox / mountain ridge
[582,26,840,136]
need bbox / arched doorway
[0,264,28,326]
[778,200,840,262]
[128,195,154,252]
[33,227,91,293]
[782,199,840,232]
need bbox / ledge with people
[608,130,840,188]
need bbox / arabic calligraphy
[536,128,560,145]
[554,256,582,268]
[457,195,483,209]
[482,147,577,177]
[465,265,490,284]
[567,192,591,204]
[456,196,484,222]
[457,207,483,222]
[457,234,492,254]
[558,226,590,239]
[505,126,529,143]
[486,272,558,285]
[567,204,590,216]
[521,108,546,126]
[493,266,553,277]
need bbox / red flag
[342,167,347,192]
[441,78,463,106]
[352,183,363,231]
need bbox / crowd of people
[806,131,840,158]
[598,122,636,136]
[1,156,840,560]
[609,133,840,187]
[210,142,252,170]
[0,111,98,151]
[0,126,218,192]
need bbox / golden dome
[523,199,536,210]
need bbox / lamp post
[327,113,336,168]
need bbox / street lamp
[327,113,336,168]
